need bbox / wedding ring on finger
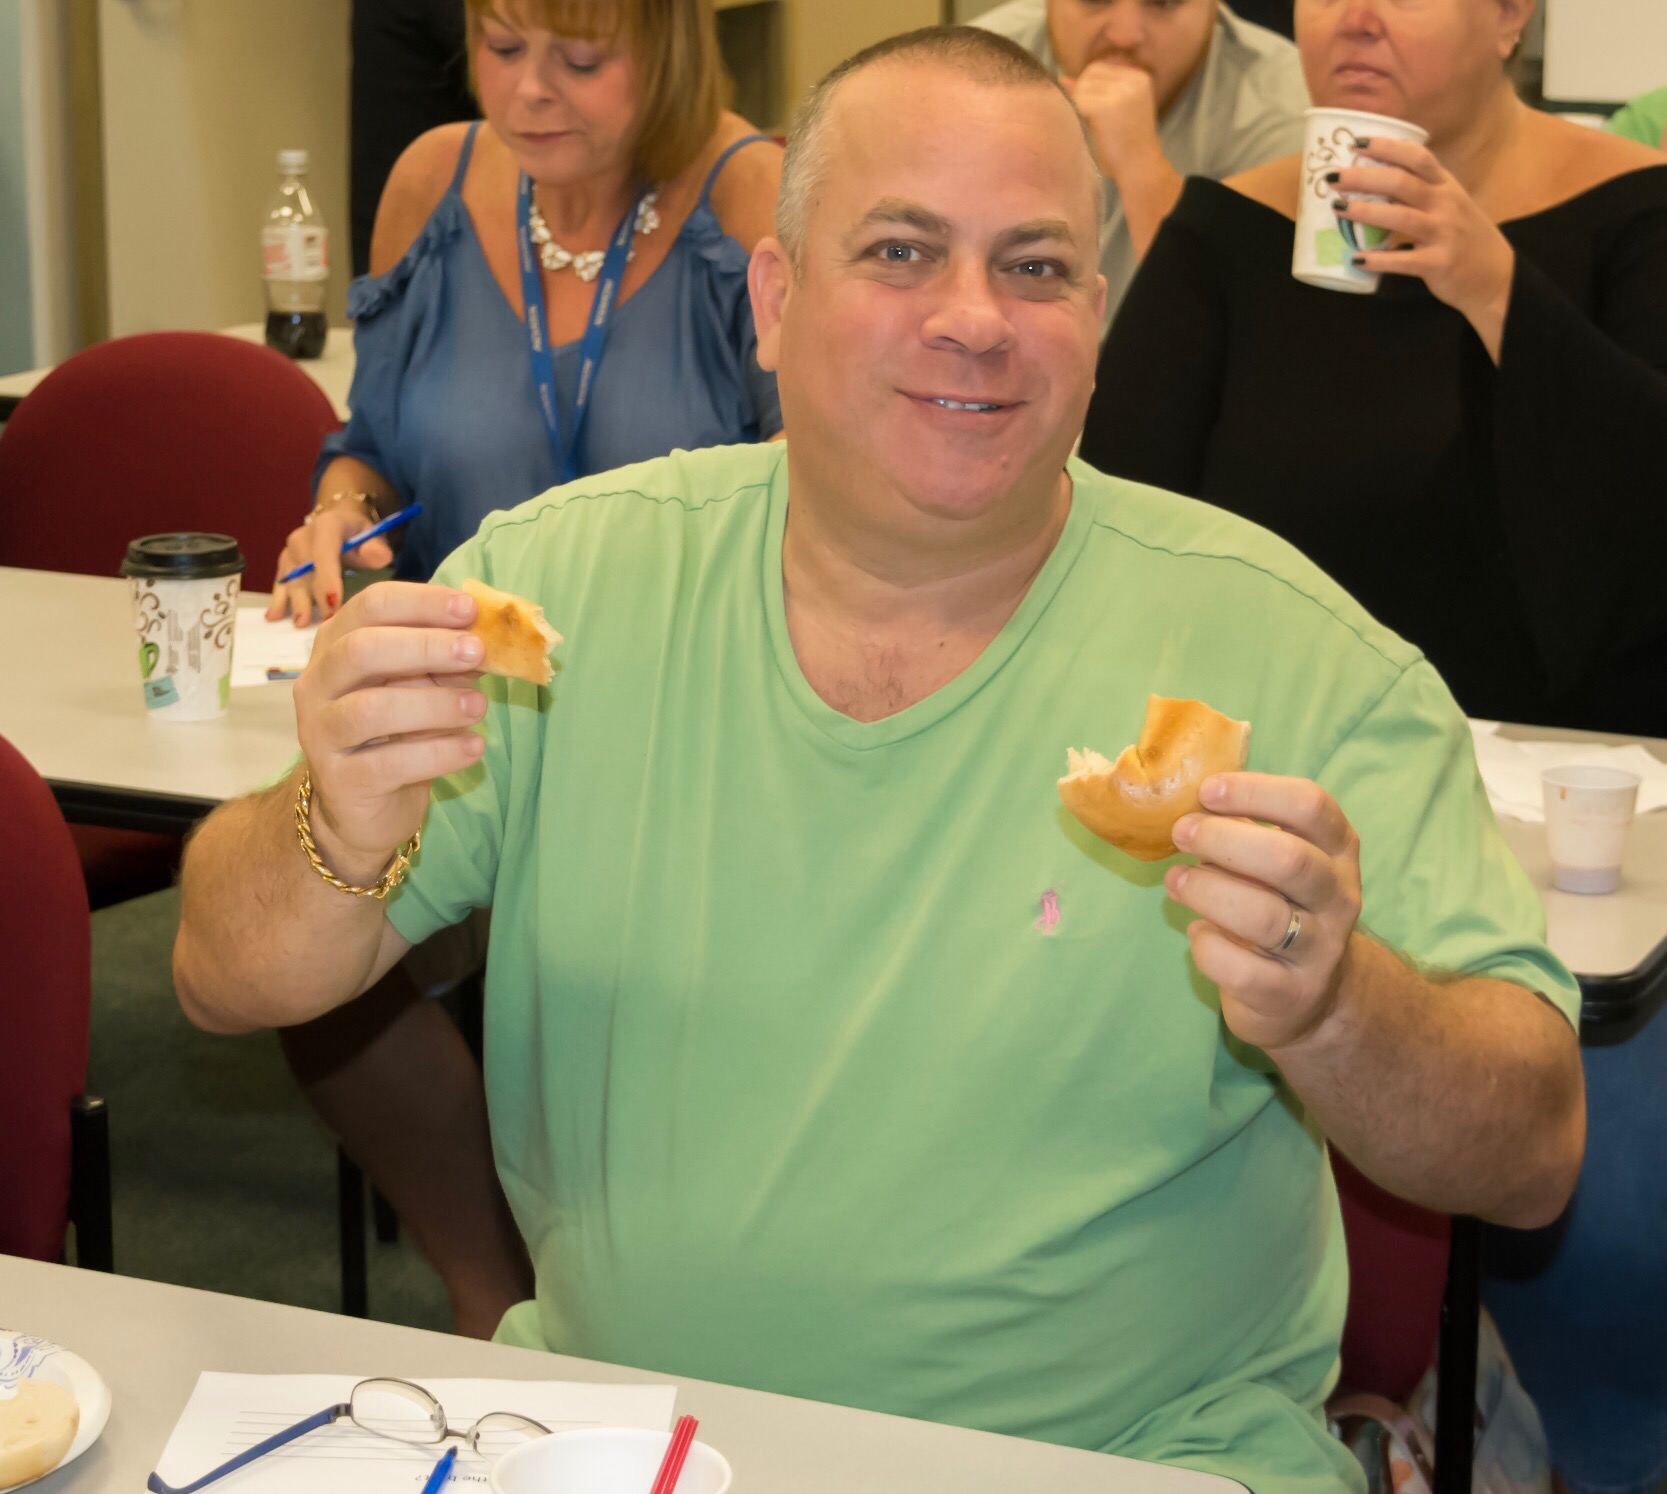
[1270,906,1302,957]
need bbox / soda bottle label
[261,225,329,283]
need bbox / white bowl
[491,1426,732,1494]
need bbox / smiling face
[473,5,640,184]
[1296,0,1528,135]
[753,61,1105,534]
[1048,0,1220,112]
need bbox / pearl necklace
[526,189,660,282]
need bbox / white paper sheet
[231,608,318,687]
[1469,720,1667,823]
[150,1372,677,1491]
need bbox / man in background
[974,0,1306,326]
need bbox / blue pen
[277,501,424,584]
[418,1445,457,1494]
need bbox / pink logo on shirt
[1034,888,1060,935]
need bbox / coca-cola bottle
[262,149,329,359]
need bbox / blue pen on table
[419,1445,457,1494]
[276,501,424,585]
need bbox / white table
[0,567,299,832]
[6,1256,1239,1494]
[0,322,354,421]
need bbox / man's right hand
[267,495,396,627]
[292,582,487,881]
[1060,61,1164,184]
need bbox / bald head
[776,25,1102,269]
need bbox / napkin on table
[1468,720,1667,823]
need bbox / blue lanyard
[516,175,648,484]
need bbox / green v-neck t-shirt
[386,442,1578,1492]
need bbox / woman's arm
[1079,182,1231,494]
[706,123,783,255]
[272,126,476,621]
[1484,203,1667,703]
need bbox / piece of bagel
[1058,695,1250,861]
[460,578,563,687]
[0,1377,80,1487]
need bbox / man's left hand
[1164,773,1364,1053]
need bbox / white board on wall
[1543,0,1667,106]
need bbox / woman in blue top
[267,0,782,621]
[263,0,783,1340]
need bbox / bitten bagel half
[0,1377,80,1487]
[461,578,563,687]
[1058,695,1250,861]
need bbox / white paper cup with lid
[120,532,245,721]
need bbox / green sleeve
[1604,86,1667,148]
[1316,660,1582,1030]
[383,537,520,947]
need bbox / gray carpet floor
[83,885,452,1333]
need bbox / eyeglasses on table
[146,1375,552,1493]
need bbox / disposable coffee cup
[491,1427,732,1494]
[1541,765,1640,895]
[120,533,245,721]
[1293,107,1429,295]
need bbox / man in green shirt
[174,26,1584,1493]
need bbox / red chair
[0,731,112,1268]
[0,332,340,907]
[1333,1151,1479,1494]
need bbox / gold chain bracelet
[293,768,421,899]
[303,491,380,527]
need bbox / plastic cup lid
[120,532,245,580]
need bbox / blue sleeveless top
[314,123,782,581]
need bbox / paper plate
[0,1330,112,1491]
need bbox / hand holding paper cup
[1541,765,1641,895]
[1293,107,1429,294]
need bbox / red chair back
[0,331,339,588]
[0,732,92,1261]
[1334,1150,1451,1402]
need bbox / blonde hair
[463,0,727,184]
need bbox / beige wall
[99,0,350,337]
[779,0,947,113]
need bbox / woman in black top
[1082,0,1667,738]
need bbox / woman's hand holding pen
[267,492,396,627]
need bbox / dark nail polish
[1394,243,1415,253]
[1353,136,1371,150]
[1351,255,1367,267]
[1323,171,1340,184]
[1332,197,1350,213]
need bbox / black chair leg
[338,1148,369,1318]
[1432,1214,1481,1494]
[68,1094,114,1272]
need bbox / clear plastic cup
[1541,765,1640,894]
